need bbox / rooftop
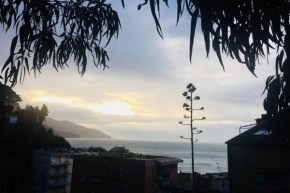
[102,147,125,157]
[226,117,290,147]
[75,146,183,164]
[226,121,273,146]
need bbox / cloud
[193,120,250,125]
[88,102,135,116]
[32,94,136,116]
[23,90,159,118]
[33,96,84,108]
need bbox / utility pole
[216,163,220,174]
[179,83,206,193]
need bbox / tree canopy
[0,82,22,103]
[0,82,22,123]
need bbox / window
[55,167,60,175]
[149,183,153,191]
[104,172,109,177]
[255,174,264,184]
[83,162,88,169]
[54,178,59,186]
[103,186,109,192]
[92,178,100,183]
[254,130,271,136]
[150,168,154,175]
[81,177,86,182]
[123,167,130,174]
[123,182,128,189]
[201,185,207,190]
[94,163,100,169]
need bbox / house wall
[33,154,51,193]
[71,157,149,193]
[66,157,73,193]
[228,144,290,193]
[211,178,225,190]
[71,156,180,193]
[33,153,71,193]
[144,161,157,193]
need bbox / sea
[66,139,227,174]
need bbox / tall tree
[39,104,49,123]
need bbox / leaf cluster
[0,82,22,103]
[0,0,122,86]
[140,0,288,73]
[140,0,290,116]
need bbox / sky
[0,1,277,143]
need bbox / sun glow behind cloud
[87,102,135,116]
[34,96,73,104]
[32,94,136,116]
[33,96,84,108]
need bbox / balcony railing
[48,182,69,189]
[156,176,163,181]
[156,173,171,181]
[50,161,71,166]
[49,171,72,177]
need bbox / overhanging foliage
[139,0,290,117]
[0,0,123,86]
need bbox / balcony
[156,173,171,181]
[156,176,163,181]
[49,171,72,177]
[48,182,69,189]
[50,161,71,166]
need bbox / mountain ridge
[43,117,112,139]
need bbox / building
[0,157,26,193]
[196,173,227,193]
[5,102,21,124]
[169,172,227,193]
[33,149,73,193]
[71,147,183,193]
[226,118,290,193]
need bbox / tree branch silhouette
[140,0,290,119]
[0,0,123,86]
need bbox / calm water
[66,138,227,174]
